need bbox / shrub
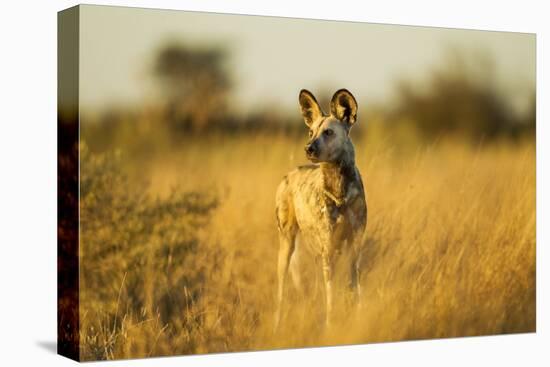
[79,143,219,360]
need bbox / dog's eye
[324,129,334,137]
[308,130,314,138]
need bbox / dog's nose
[305,144,315,155]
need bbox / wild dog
[274,89,367,330]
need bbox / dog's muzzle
[305,140,319,158]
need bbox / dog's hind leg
[274,231,296,332]
[288,236,303,293]
[274,177,298,332]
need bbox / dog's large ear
[299,89,324,128]
[330,89,358,125]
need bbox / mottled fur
[274,89,367,330]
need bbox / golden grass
[79,127,535,360]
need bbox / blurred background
[80,5,535,144]
[76,5,536,360]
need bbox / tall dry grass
[78,125,535,360]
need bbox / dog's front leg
[321,251,334,327]
[345,205,366,307]
[349,247,362,305]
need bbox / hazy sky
[79,5,535,115]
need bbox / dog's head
[299,89,358,163]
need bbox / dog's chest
[294,190,353,249]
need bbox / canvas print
[58,5,536,361]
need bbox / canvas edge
[57,4,81,362]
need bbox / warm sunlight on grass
[78,126,535,360]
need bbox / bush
[391,51,535,141]
[79,143,220,360]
